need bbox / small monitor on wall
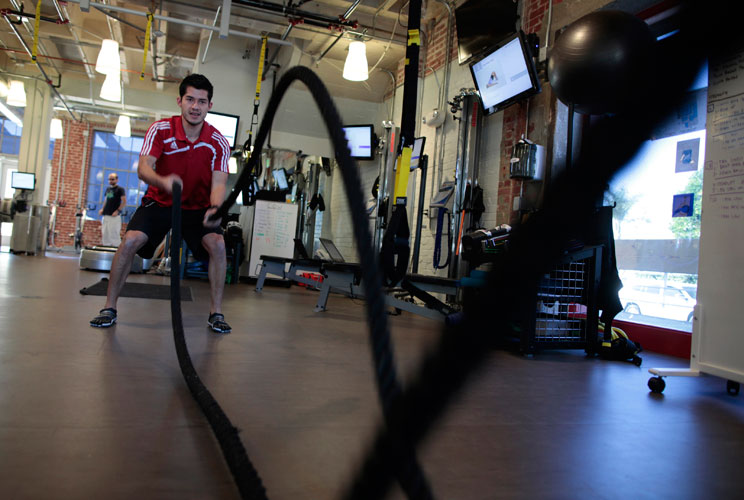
[272,168,289,190]
[410,137,426,169]
[342,124,375,160]
[206,111,240,149]
[11,171,35,190]
[469,31,541,116]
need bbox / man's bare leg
[202,232,229,332]
[104,230,148,309]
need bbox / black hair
[179,74,213,102]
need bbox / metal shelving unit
[521,245,602,354]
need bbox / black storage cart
[520,245,602,355]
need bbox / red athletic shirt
[140,115,230,209]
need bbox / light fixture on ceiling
[100,73,121,102]
[50,118,64,139]
[343,41,369,82]
[95,39,121,75]
[7,80,27,107]
[115,115,131,138]
[0,80,8,98]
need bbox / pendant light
[115,115,131,138]
[343,41,369,82]
[50,118,64,139]
[7,80,27,107]
[95,39,121,75]
[100,73,121,102]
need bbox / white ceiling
[0,0,446,125]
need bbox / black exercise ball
[548,10,655,115]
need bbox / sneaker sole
[91,318,116,328]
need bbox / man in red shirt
[90,74,233,333]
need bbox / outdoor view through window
[607,65,708,333]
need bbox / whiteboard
[693,46,744,383]
[246,200,298,278]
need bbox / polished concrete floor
[1,250,743,499]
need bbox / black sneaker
[91,308,117,328]
[208,313,231,333]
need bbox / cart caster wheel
[648,376,665,393]
[633,356,642,367]
[726,380,740,396]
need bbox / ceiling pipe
[232,0,357,28]
[58,2,96,79]
[200,5,221,64]
[66,0,293,47]
[3,15,79,121]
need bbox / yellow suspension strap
[245,35,268,154]
[240,36,268,206]
[31,0,42,61]
[141,13,153,80]
[380,1,422,288]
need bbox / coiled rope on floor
[170,182,268,500]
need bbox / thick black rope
[193,3,732,496]
[170,183,268,500]
[337,2,736,497]
[212,66,433,499]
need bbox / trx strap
[381,0,422,287]
[31,0,41,61]
[245,36,268,153]
[141,13,153,80]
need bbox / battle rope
[170,183,268,500]
[211,66,433,499]
[187,2,723,496]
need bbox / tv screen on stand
[469,31,541,116]
[342,124,375,160]
[11,171,35,190]
[455,0,519,65]
[206,111,240,150]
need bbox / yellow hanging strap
[246,36,268,152]
[31,0,42,61]
[393,146,413,204]
[141,13,153,80]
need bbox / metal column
[449,91,482,280]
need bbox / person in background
[89,73,232,334]
[99,173,126,247]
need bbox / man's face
[177,86,212,127]
[108,175,118,186]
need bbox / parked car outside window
[619,280,696,322]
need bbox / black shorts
[126,200,223,261]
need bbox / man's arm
[137,154,181,193]
[203,170,228,228]
[114,189,127,215]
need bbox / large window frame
[85,130,146,224]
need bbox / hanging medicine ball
[548,10,655,115]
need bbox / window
[0,117,23,155]
[85,131,145,223]
[607,63,708,333]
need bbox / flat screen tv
[11,171,35,190]
[342,124,375,160]
[272,168,289,190]
[410,137,426,169]
[455,0,518,65]
[469,32,541,116]
[206,111,240,149]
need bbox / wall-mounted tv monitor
[272,168,289,190]
[342,124,375,160]
[469,32,541,116]
[410,137,426,170]
[11,171,35,190]
[206,111,240,149]
[455,0,518,65]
